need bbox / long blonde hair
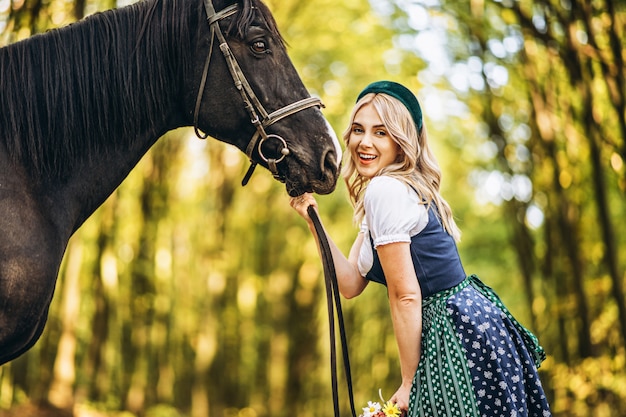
[342,93,461,241]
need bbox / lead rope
[307,206,357,417]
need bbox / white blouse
[357,176,429,277]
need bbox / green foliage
[1,0,625,416]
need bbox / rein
[194,2,355,413]
[194,0,324,185]
[308,206,357,417]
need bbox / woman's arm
[290,193,368,298]
[376,241,422,414]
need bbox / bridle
[193,3,355,415]
[193,0,324,186]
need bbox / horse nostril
[321,148,338,178]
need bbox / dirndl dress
[408,275,551,417]
[358,177,552,416]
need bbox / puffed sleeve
[363,176,428,248]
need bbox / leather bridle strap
[242,96,323,185]
[193,3,238,139]
[308,205,357,417]
[194,0,324,185]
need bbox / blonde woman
[290,81,551,416]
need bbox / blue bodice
[364,206,466,298]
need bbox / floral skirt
[408,275,551,417]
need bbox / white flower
[361,401,382,417]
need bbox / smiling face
[347,103,401,179]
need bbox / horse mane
[0,0,281,180]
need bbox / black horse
[0,0,341,365]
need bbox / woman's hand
[289,192,369,298]
[289,192,318,224]
[389,383,411,416]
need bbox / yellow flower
[382,401,401,417]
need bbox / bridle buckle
[194,0,324,186]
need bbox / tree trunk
[47,238,83,409]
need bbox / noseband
[193,0,324,186]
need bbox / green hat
[357,81,423,132]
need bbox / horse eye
[251,40,268,54]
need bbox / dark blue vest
[365,205,466,298]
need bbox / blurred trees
[1,0,625,417]
[381,0,625,415]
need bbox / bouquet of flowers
[358,390,402,417]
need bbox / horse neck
[0,0,197,236]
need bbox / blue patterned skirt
[408,275,551,417]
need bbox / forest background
[1,0,625,416]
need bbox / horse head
[188,0,341,196]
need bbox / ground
[0,402,120,417]
[0,402,73,417]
